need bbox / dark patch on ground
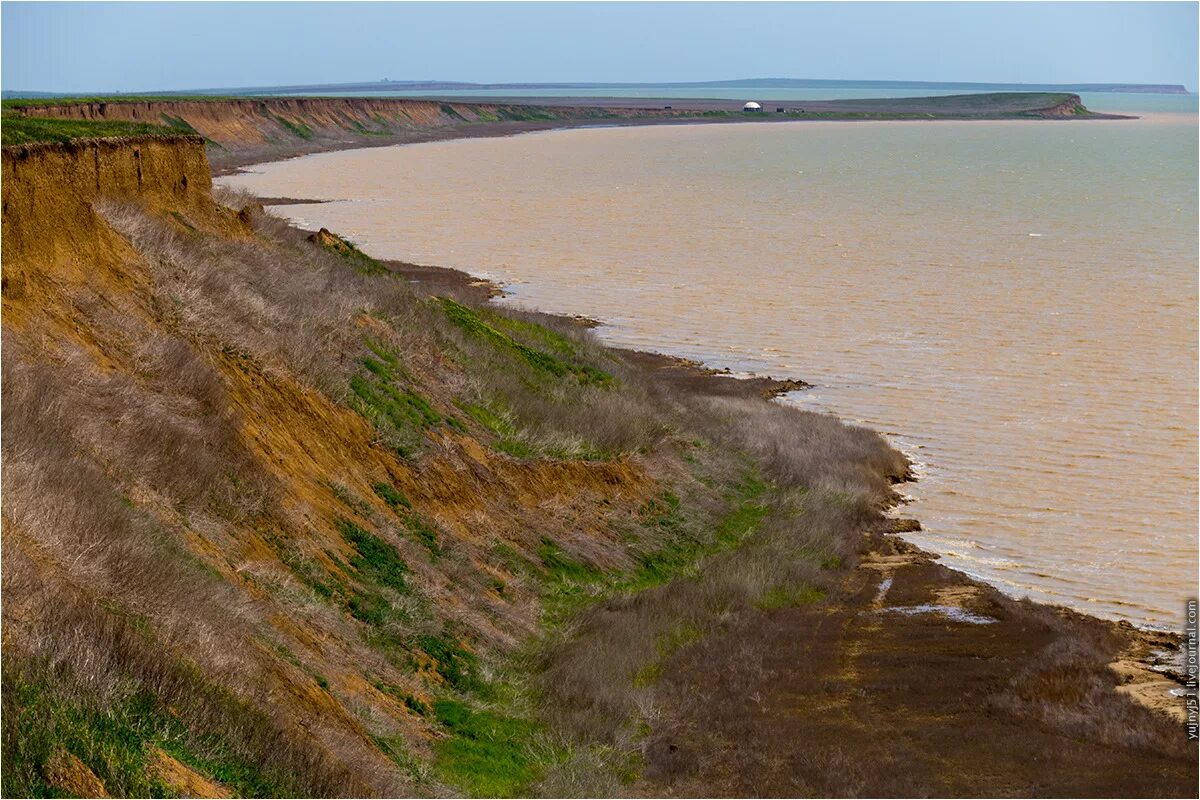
[634,532,1196,797]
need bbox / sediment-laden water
[220,102,1198,628]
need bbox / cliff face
[0,134,667,796]
[0,133,910,797]
[7,97,676,168]
[1,135,218,318]
[1037,93,1090,117]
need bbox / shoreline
[228,130,1190,723]
[226,122,1188,637]
[368,231,1191,725]
[241,172,1183,636]
[290,222,1184,632]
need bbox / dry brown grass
[689,394,911,501]
[534,398,904,763]
[987,599,1192,759]
[1,337,382,795]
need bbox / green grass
[496,106,558,122]
[712,471,772,548]
[2,661,299,798]
[404,516,441,557]
[375,683,430,716]
[1,115,177,145]
[371,734,429,786]
[330,481,374,516]
[2,95,238,110]
[460,401,537,458]
[438,297,612,387]
[270,114,314,139]
[487,313,585,360]
[2,673,166,797]
[261,528,348,602]
[348,119,391,136]
[626,469,768,589]
[418,633,480,692]
[631,624,704,688]
[312,232,390,275]
[347,344,444,457]
[537,538,603,585]
[417,469,777,795]
[631,470,767,585]
[536,466,771,626]
[159,113,199,134]
[365,481,440,556]
[432,699,548,798]
[336,518,409,593]
[372,481,412,512]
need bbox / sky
[2,1,1197,93]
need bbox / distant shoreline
[1,91,1132,172]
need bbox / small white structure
[743,101,763,113]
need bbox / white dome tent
[742,101,763,113]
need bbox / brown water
[220,114,1198,628]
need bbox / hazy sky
[3,2,1197,93]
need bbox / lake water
[219,97,1198,629]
